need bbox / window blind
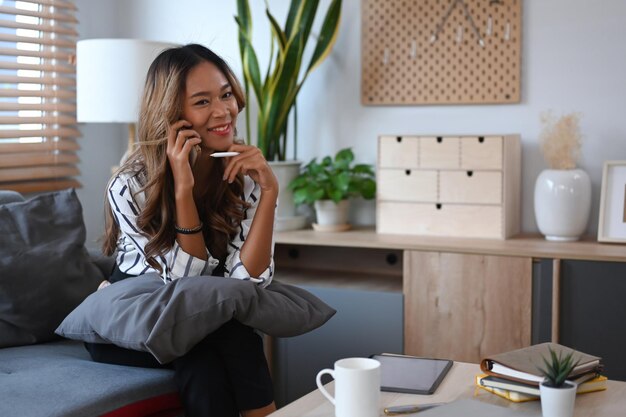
[0,0,79,193]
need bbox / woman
[88,44,278,417]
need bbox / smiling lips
[208,123,231,136]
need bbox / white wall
[76,0,626,238]
[75,0,126,249]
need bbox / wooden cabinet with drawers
[377,135,521,239]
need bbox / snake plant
[235,0,342,161]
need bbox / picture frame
[598,160,626,243]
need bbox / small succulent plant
[538,347,580,388]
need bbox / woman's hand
[97,280,111,291]
[222,144,278,195]
[166,119,202,195]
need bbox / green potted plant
[289,148,376,231]
[235,0,343,230]
[537,347,580,417]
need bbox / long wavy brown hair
[102,44,248,273]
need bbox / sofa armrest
[0,190,25,204]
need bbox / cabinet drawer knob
[386,253,398,265]
[436,203,442,210]
[467,170,474,177]
[437,136,443,143]
[478,136,485,143]
[405,169,411,176]
[396,136,402,143]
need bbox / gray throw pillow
[0,189,104,348]
[56,274,336,364]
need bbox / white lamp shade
[77,39,178,123]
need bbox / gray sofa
[0,340,181,417]
[0,190,183,417]
[0,189,335,417]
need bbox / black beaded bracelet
[174,222,203,234]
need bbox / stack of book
[474,342,606,403]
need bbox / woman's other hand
[222,144,278,195]
[166,119,202,194]
[97,280,111,291]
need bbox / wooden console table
[276,227,625,262]
[274,227,626,377]
[269,361,626,417]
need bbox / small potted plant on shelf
[538,347,580,417]
[288,148,376,232]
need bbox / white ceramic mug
[316,357,380,417]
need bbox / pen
[383,403,445,415]
[210,152,240,158]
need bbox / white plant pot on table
[534,168,591,241]
[540,380,577,417]
[269,160,307,231]
[313,199,351,232]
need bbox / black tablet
[370,353,453,395]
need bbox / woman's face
[181,61,239,153]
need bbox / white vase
[540,381,576,417]
[534,169,591,241]
[314,200,350,231]
[268,160,307,231]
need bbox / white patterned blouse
[106,170,274,287]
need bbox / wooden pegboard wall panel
[362,0,522,105]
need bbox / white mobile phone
[189,144,200,167]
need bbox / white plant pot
[534,169,591,241]
[540,381,577,417]
[268,160,306,231]
[313,200,350,231]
